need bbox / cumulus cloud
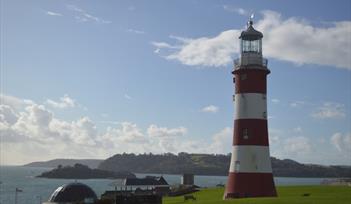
[0,105,18,126]
[201,105,219,113]
[116,122,146,142]
[152,10,351,70]
[46,11,62,16]
[46,94,76,109]
[0,95,237,164]
[311,102,346,119]
[0,94,201,164]
[331,132,351,152]
[0,94,33,109]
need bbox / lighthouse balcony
[234,54,268,70]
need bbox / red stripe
[233,69,269,94]
[233,119,269,146]
[224,172,277,199]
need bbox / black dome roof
[239,21,263,40]
[49,182,97,202]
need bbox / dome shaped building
[44,182,97,204]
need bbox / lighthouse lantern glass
[241,39,261,54]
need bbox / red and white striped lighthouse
[224,19,277,199]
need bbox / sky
[0,0,350,166]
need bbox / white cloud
[0,94,200,164]
[311,102,346,119]
[268,128,312,159]
[201,105,219,113]
[154,30,240,67]
[151,41,179,50]
[67,4,111,24]
[208,127,232,153]
[284,136,311,154]
[223,5,248,16]
[0,105,18,126]
[127,29,145,34]
[0,94,33,109]
[147,124,187,138]
[268,128,351,165]
[331,132,351,152]
[103,122,147,143]
[151,41,179,54]
[257,11,351,69]
[152,10,351,70]
[46,11,63,16]
[46,94,76,109]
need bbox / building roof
[124,176,169,186]
[48,182,97,203]
[239,21,263,40]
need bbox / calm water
[0,166,327,204]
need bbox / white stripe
[235,93,267,120]
[229,145,272,173]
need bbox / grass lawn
[163,186,351,204]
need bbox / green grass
[163,186,351,204]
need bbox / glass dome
[48,182,97,203]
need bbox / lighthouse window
[243,128,249,139]
[263,111,267,119]
[235,161,240,171]
[241,39,261,53]
[242,40,250,52]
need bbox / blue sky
[1,0,350,165]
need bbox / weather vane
[248,13,254,26]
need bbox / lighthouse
[224,19,277,199]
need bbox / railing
[234,57,268,70]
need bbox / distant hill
[98,153,351,178]
[24,159,102,169]
[37,163,136,179]
[99,153,229,176]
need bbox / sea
[0,166,328,204]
